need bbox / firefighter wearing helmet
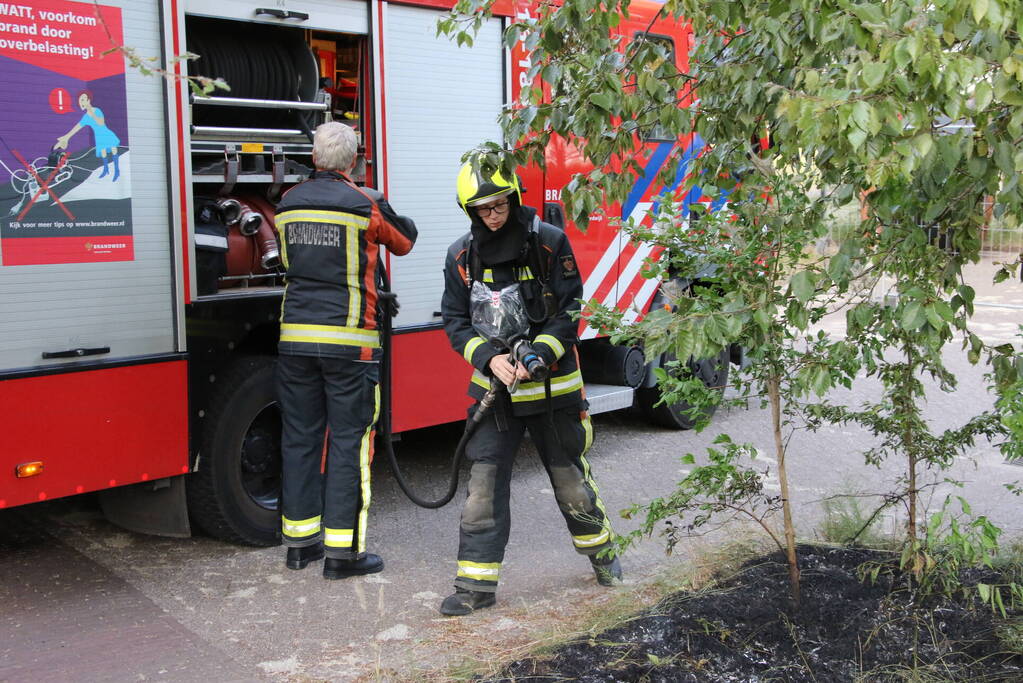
[437,156,623,616]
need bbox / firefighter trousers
[276,354,379,560]
[453,400,614,593]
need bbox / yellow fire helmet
[456,157,522,217]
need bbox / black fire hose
[376,266,498,508]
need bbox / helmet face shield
[466,187,514,207]
[456,158,522,216]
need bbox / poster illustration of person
[0,0,134,266]
[55,90,122,181]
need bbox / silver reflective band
[325,531,353,544]
[284,520,320,534]
[459,566,499,577]
[511,371,583,398]
[195,233,228,249]
[574,530,611,547]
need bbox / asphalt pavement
[1,258,1020,682]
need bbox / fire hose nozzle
[253,219,280,269]
[260,246,281,269]
[238,209,263,236]
[216,198,242,225]
[511,339,548,382]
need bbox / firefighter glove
[379,291,400,318]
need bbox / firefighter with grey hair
[275,121,417,579]
[437,156,622,616]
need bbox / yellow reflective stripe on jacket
[534,334,566,361]
[282,514,321,537]
[324,528,354,548]
[345,223,362,327]
[276,209,371,230]
[456,561,501,580]
[463,336,487,363]
[573,529,611,548]
[508,369,583,402]
[470,369,584,399]
[481,266,534,283]
[276,208,372,331]
[280,323,380,348]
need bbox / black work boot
[323,553,384,580]
[590,554,623,586]
[286,543,324,570]
[439,588,496,616]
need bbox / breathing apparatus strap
[467,233,482,287]
[466,216,555,320]
[524,216,558,321]
[526,216,549,280]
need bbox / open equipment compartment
[184,13,369,297]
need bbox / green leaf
[674,329,696,363]
[960,497,972,515]
[753,307,771,332]
[895,37,916,68]
[681,454,696,465]
[913,133,933,158]
[828,252,851,282]
[974,81,993,111]
[973,0,989,24]
[504,25,520,49]
[851,3,885,26]
[900,302,926,330]
[723,313,743,339]
[848,128,867,150]
[812,365,832,396]
[588,92,614,112]
[862,61,886,89]
[790,270,815,303]
[852,101,871,131]
[934,300,954,321]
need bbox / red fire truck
[0,0,728,545]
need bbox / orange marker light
[16,461,44,478]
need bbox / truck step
[584,383,636,416]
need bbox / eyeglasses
[475,200,510,218]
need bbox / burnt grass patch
[484,545,1023,682]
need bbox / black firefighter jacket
[441,207,584,416]
[275,170,417,360]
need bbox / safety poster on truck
[0,0,133,266]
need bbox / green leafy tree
[441,0,1023,605]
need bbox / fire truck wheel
[637,347,729,430]
[187,355,281,546]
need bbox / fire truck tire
[187,355,281,546]
[637,348,729,430]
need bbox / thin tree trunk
[900,355,919,565]
[907,449,918,548]
[767,374,800,608]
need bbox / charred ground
[481,545,1023,682]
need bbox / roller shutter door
[380,4,504,326]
